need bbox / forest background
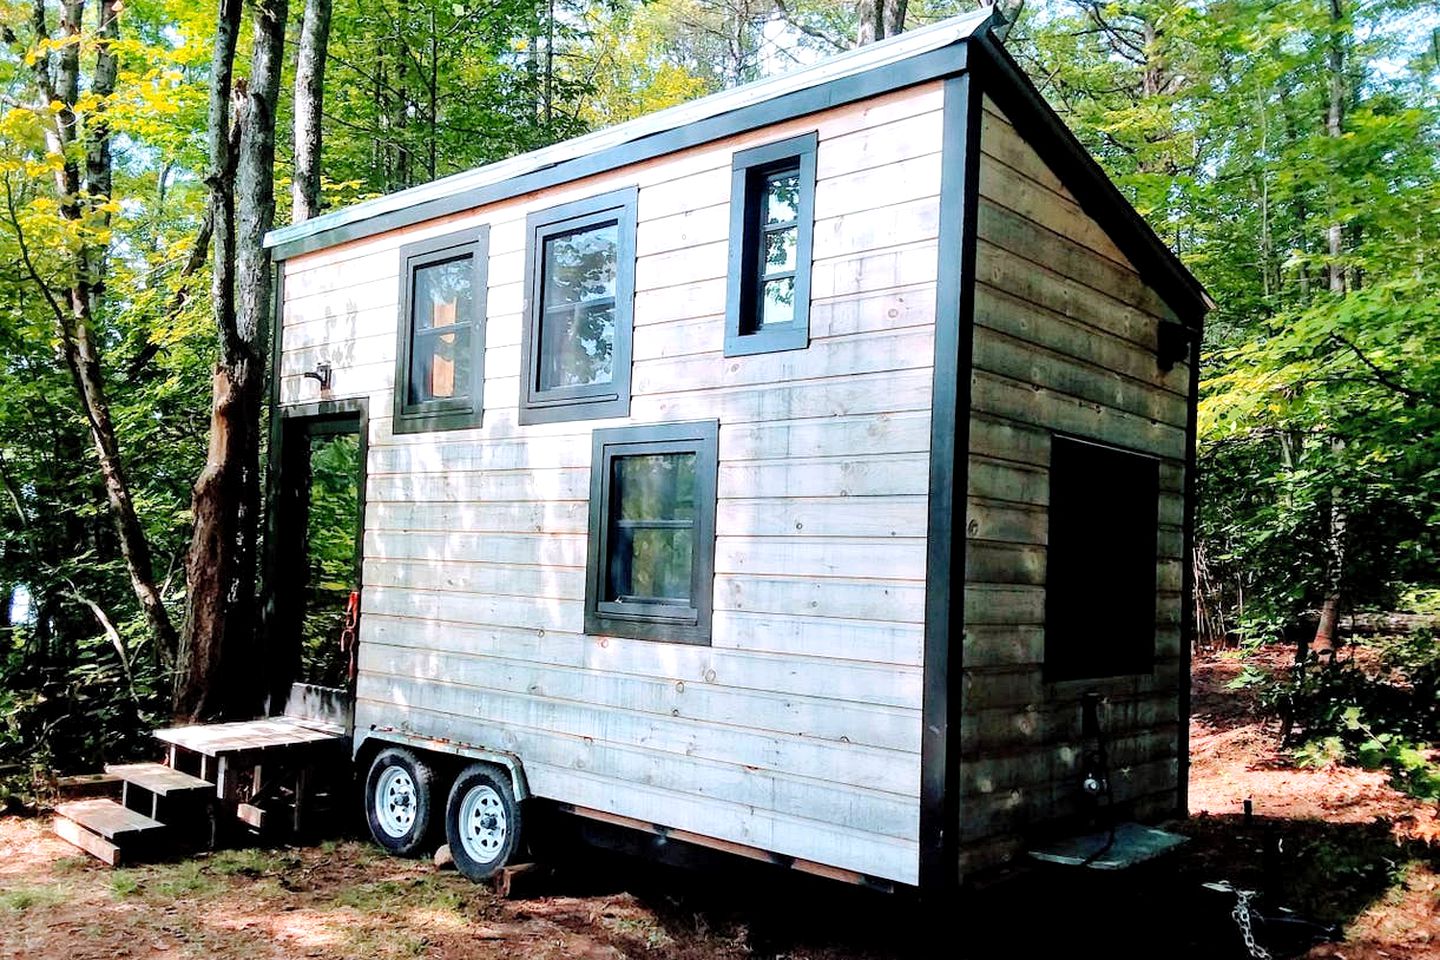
[0,0,1436,798]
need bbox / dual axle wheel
[363,746,522,880]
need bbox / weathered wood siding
[278,83,946,885]
[958,96,1189,876]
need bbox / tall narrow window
[520,188,637,425]
[1044,435,1161,681]
[393,227,488,433]
[725,132,817,356]
[585,421,719,645]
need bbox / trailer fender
[356,727,530,801]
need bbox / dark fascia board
[967,33,1214,327]
[268,42,969,262]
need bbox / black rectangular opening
[1044,435,1160,681]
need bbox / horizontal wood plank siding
[280,83,946,885]
[957,96,1191,877]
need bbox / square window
[1044,435,1161,681]
[393,228,488,433]
[724,133,816,356]
[520,188,637,425]
[585,421,719,645]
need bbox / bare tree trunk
[857,0,906,44]
[292,0,332,222]
[1314,0,1349,657]
[177,0,289,721]
[17,0,179,663]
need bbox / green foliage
[1261,632,1440,799]
[300,433,360,688]
[1007,0,1440,638]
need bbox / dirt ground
[2,647,1436,960]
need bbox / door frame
[261,397,369,723]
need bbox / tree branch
[1329,333,1425,405]
[2,174,72,334]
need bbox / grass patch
[0,885,67,913]
[601,913,676,950]
[207,847,300,877]
[49,855,91,875]
[109,872,142,898]
[145,861,228,900]
[332,876,466,918]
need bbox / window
[520,188,638,424]
[393,227,488,433]
[1044,436,1161,681]
[724,132,817,357]
[585,421,719,644]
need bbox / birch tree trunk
[17,0,179,663]
[292,0,332,222]
[1313,0,1349,656]
[857,0,906,44]
[177,0,290,720]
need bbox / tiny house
[261,9,1209,893]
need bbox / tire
[364,746,436,856]
[445,763,523,881]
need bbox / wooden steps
[53,799,166,866]
[106,762,213,798]
[56,698,351,864]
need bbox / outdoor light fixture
[303,361,333,391]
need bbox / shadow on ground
[498,808,1438,959]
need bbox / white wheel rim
[375,766,418,838]
[457,784,508,865]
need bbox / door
[266,401,367,718]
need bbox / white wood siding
[279,82,946,885]
[957,96,1189,877]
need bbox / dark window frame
[724,132,817,357]
[584,420,719,645]
[392,227,489,434]
[1043,433,1161,683]
[519,187,638,425]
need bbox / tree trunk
[176,0,289,721]
[292,0,332,222]
[19,0,179,664]
[857,0,906,44]
[1326,0,1346,296]
[1313,0,1349,657]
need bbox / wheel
[445,764,523,881]
[364,746,436,856]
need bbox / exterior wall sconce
[303,362,333,391]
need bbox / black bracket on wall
[1156,321,1193,372]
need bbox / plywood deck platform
[153,716,345,757]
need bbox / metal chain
[1206,881,1272,960]
[1230,887,1272,960]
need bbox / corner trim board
[919,69,983,894]
[1178,327,1202,817]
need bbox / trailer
[248,8,1210,893]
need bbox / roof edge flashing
[264,9,995,256]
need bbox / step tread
[56,798,166,840]
[105,762,214,796]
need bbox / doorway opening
[269,402,366,714]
